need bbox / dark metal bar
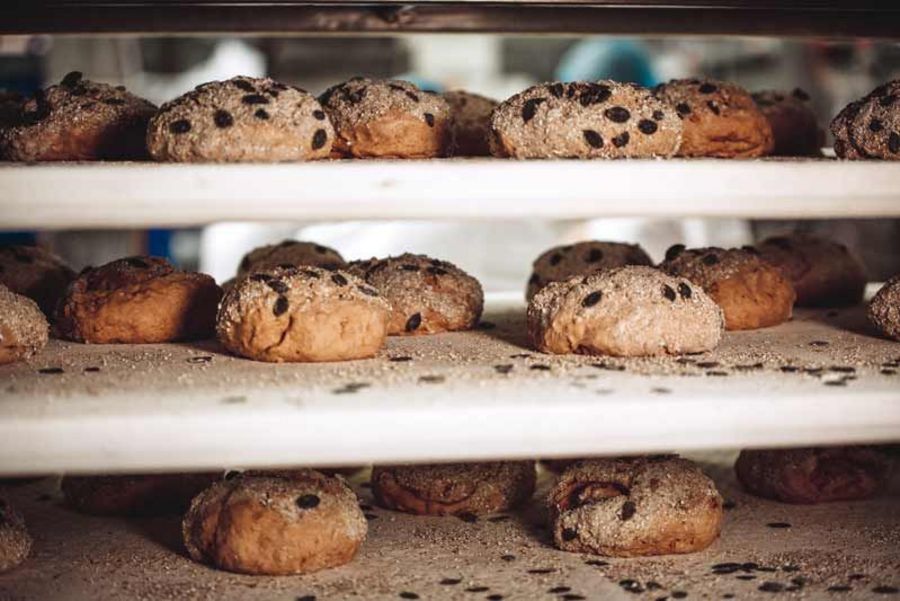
[2,3,897,37]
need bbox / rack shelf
[5,1,898,37]
[2,158,900,230]
[0,464,898,600]
[1,295,898,476]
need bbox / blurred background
[2,35,899,290]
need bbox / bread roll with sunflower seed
[147,76,333,162]
[183,470,366,575]
[0,71,155,161]
[527,241,653,301]
[655,78,773,158]
[216,265,389,362]
[319,77,450,158]
[528,266,723,357]
[348,253,483,336]
[659,245,795,330]
[490,81,682,159]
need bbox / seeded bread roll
[372,462,536,516]
[237,240,346,276]
[348,253,484,336]
[0,71,156,161]
[0,245,75,316]
[756,233,867,307]
[831,80,900,160]
[660,245,795,330]
[444,90,497,156]
[0,498,32,573]
[735,446,893,504]
[183,470,367,575]
[0,284,49,365]
[548,456,723,557]
[527,241,653,301]
[528,266,724,357]
[217,265,390,362]
[147,76,333,163]
[55,256,222,344]
[62,473,220,516]
[753,88,824,156]
[655,78,773,158]
[868,275,900,341]
[491,81,682,159]
[319,78,450,158]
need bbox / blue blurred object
[147,229,173,261]
[556,39,657,86]
[0,232,37,245]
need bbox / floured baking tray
[0,456,898,600]
[0,294,898,475]
[1,158,900,229]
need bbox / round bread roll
[659,245,795,330]
[62,473,219,516]
[548,456,723,557]
[868,275,900,341]
[654,78,773,158]
[527,266,724,357]
[735,446,893,504]
[753,88,824,156]
[0,498,32,573]
[147,76,333,162]
[348,253,484,336]
[236,240,346,276]
[371,462,536,516]
[491,80,682,159]
[830,80,900,160]
[0,71,156,161]
[319,77,450,158]
[0,284,49,365]
[0,244,75,316]
[755,233,867,307]
[55,256,222,344]
[444,90,497,156]
[183,470,367,575]
[527,241,653,301]
[216,265,390,362]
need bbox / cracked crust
[0,244,75,316]
[182,470,366,575]
[527,266,724,357]
[753,88,824,156]
[0,71,156,161]
[62,473,220,516]
[371,462,536,516]
[660,245,795,331]
[55,257,222,344]
[319,77,450,158]
[444,90,497,156]
[548,456,723,557]
[348,253,483,336]
[490,81,682,159]
[655,78,773,158]
[0,284,49,366]
[216,265,390,362]
[148,76,334,163]
[868,275,900,341]
[527,241,653,301]
[735,446,893,504]
[756,234,866,307]
[0,498,31,573]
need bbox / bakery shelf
[4,1,897,37]
[1,295,898,476]
[1,461,898,600]
[2,158,900,229]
